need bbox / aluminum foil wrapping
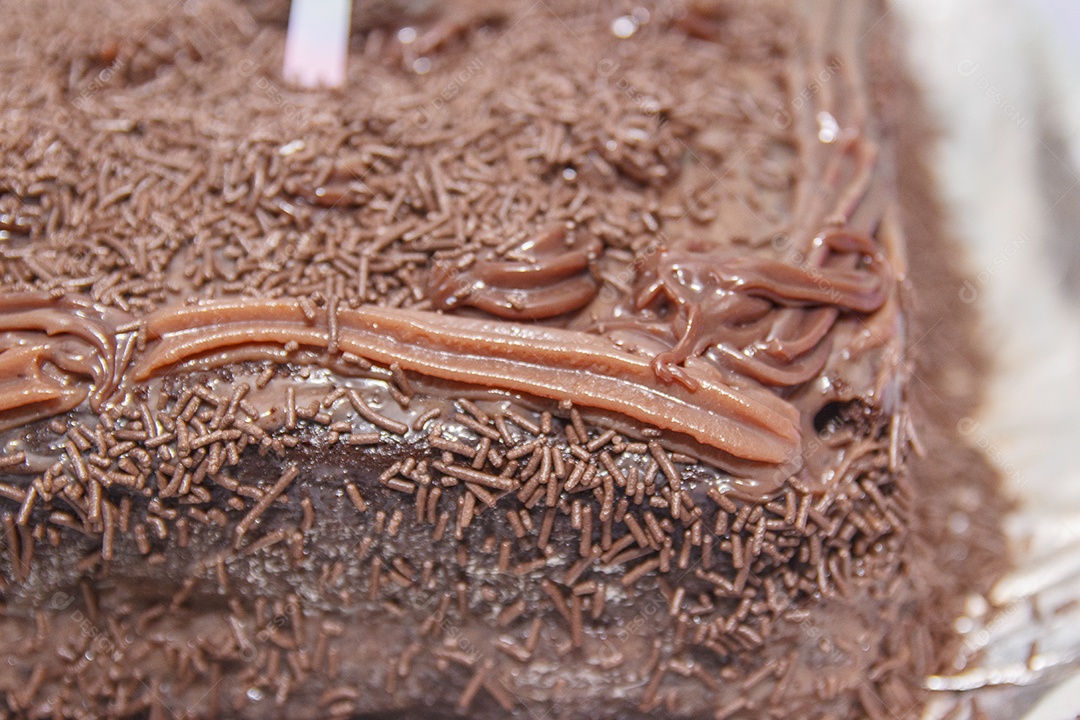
[894,0,1080,717]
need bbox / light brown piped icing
[0,215,887,493]
[135,300,799,461]
[427,224,604,320]
[0,294,121,430]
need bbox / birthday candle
[283,0,352,88]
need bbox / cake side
[0,1,959,718]
[882,37,1014,698]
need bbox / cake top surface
[0,0,902,501]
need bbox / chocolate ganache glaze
[0,0,985,718]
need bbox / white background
[893,1,1080,718]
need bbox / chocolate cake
[0,0,1008,718]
